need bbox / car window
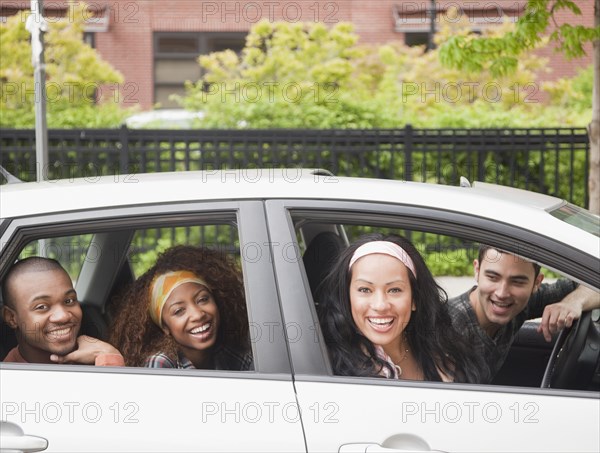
[549,202,600,237]
[1,217,254,372]
[291,214,599,391]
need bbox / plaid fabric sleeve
[527,278,578,319]
[239,351,254,371]
[216,346,255,371]
[144,352,177,368]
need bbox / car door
[265,199,600,453]
[0,201,306,452]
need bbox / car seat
[302,231,346,304]
[0,305,18,361]
[80,305,109,341]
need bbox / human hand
[50,335,120,364]
[537,285,600,342]
[537,300,582,342]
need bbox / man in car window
[1,257,124,366]
[448,245,599,382]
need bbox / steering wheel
[541,309,600,390]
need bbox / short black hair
[1,257,67,308]
[478,245,541,278]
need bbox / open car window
[292,214,599,392]
[0,216,254,372]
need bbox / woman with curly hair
[110,245,252,370]
[318,233,487,383]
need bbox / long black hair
[318,233,487,383]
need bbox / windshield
[549,203,600,237]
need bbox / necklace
[393,346,410,377]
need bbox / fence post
[119,125,129,176]
[477,136,486,183]
[404,124,413,181]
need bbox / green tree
[0,2,132,128]
[181,18,590,130]
[544,64,593,111]
[439,0,600,213]
[180,21,399,128]
[380,17,579,128]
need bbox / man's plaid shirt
[447,279,577,382]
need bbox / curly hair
[317,233,488,384]
[109,245,250,367]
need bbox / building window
[84,32,95,48]
[393,3,522,51]
[404,32,429,47]
[154,32,246,109]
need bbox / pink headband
[349,241,417,278]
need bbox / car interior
[292,218,600,392]
[1,218,599,393]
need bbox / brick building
[1,0,595,110]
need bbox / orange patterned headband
[149,270,210,327]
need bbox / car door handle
[340,443,446,453]
[0,421,48,453]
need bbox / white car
[0,169,598,452]
[124,109,205,129]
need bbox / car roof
[0,169,595,256]
[0,168,564,213]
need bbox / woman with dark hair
[110,245,252,370]
[318,233,486,383]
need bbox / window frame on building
[153,31,247,108]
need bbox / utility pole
[27,0,49,257]
[427,0,437,51]
[26,0,49,182]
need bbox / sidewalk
[436,276,474,298]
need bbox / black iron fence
[0,125,590,207]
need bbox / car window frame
[264,198,600,399]
[0,200,292,377]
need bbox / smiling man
[1,257,124,366]
[448,245,600,381]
